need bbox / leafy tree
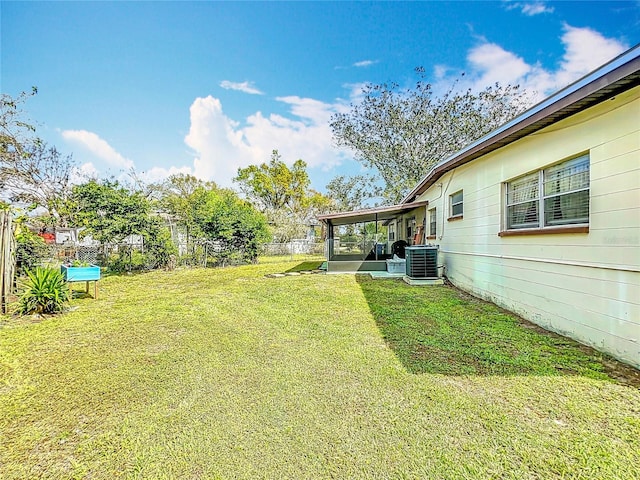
[139,225,177,270]
[196,188,270,264]
[156,173,215,247]
[330,71,531,203]
[71,179,155,243]
[234,150,333,242]
[71,179,177,270]
[234,150,311,213]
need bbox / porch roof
[318,201,428,226]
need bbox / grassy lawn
[1,261,639,479]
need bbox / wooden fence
[0,211,16,314]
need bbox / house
[319,45,640,368]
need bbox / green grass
[357,276,623,378]
[1,262,639,479]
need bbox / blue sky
[2,1,638,192]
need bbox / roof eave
[318,201,428,226]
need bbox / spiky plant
[17,267,70,315]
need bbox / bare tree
[330,71,532,203]
[0,87,37,162]
[1,88,78,225]
[1,141,78,225]
[325,174,382,211]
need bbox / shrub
[15,229,49,276]
[17,267,70,315]
[198,189,270,265]
[106,247,146,273]
[105,231,177,273]
[143,227,178,269]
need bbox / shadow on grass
[285,261,323,273]
[70,291,94,300]
[356,276,640,385]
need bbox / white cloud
[219,80,264,95]
[467,43,532,87]
[60,94,350,189]
[275,96,335,125]
[77,162,99,178]
[434,65,450,80]
[61,129,135,170]
[183,94,351,187]
[184,96,253,183]
[438,24,627,102]
[141,165,194,184]
[553,24,628,88]
[340,82,368,106]
[522,2,553,15]
[353,60,377,68]
[61,129,195,185]
[65,161,99,186]
[505,1,554,16]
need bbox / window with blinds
[505,154,589,230]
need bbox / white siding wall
[417,86,640,367]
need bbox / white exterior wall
[417,86,640,368]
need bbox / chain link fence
[34,239,325,272]
[257,241,325,264]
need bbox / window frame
[406,217,416,243]
[502,153,590,235]
[449,190,463,220]
[428,208,437,237]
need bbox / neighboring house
[319,45,640,368]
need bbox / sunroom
[318,201,427,273]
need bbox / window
[450,191,463,218]
[505,154,589,230]
[406,217,416,243]
[429,208,437,237]
[388,222,395,241]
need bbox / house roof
[318,201,427,226]
[402,44,640,204]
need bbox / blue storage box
[61,264,101,282]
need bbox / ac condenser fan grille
[405,246,438,278]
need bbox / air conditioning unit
[405,245,438,278]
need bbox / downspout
[440,170,455,241]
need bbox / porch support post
[375,213,378,260]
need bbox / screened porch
[318,202,427,273]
